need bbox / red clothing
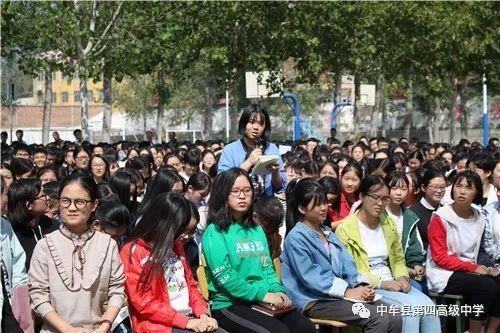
[120,239,208,333]
[327,207,339,224]
[336,191,358,221]
[428,215,478,272]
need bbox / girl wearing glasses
[29,173,125,333]
[7,179,58,270]
[282,178,402,333]
[427,171,500,333]
[202,168,315,333]
[121,193,223,333]
[73,146,91,171]
[410,169,446,249]
[336,175,440,333]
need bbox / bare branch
[88,1,123,56]
[73,0,84,56]
[82,0,98,56]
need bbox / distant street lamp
[483,73,489,146]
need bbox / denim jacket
[281,222,368,312]
[482,201,500,265]
[0,217,28,296]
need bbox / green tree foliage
[2,1,498,142]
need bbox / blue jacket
[281,222,368,312]
[217,140,287,196]
[0,217,28,296]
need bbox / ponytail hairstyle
[286,178,327,234]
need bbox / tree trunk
[80,77,90,141]
[449,89,459,144]
[204,84,214,137]
[371,73,385,137]
[403,79,413,139]
[333,71,343,104]
[353,75,361,138]
[459,77,469,139]
[434,97,441,143]
[142,112,147,134]
[102,66,113,143]
[229,72,246,141]
[156,69,165,142]
[42,70,52,145]
[230,81,239,140]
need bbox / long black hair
[128,192,192,290]
[94,200,131,231]
[7,178,41,225]
[286,178,327,234]
[109,169,141,216]
[137,168,185,216]
[319,176,341,215]
[11,157,35,179]
[207,168,255,231]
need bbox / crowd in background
[1,103,500,333]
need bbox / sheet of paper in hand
[251,155,279,176]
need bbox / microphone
[255,139,264,150]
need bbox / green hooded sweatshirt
[202,222,285,310]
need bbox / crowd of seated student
[1,109,500,333]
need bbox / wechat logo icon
[352,302,371,319]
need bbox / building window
[52,92,56,103]
[37,72,44,81]
[74,91,80,102]
[62,92,68,103]
[52,72,57,81]
[88,90,93,102]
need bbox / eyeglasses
[427,185,446,192]
[76,156,89,161]
[342,176,360,183]
[32,194,48,202]
[91,163,106,168]
[229,187,253,197]
[59,197,93,209]
[366,193,391,205]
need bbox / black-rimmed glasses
[59,197,93,209]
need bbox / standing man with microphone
[217,103,287,198]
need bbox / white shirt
[452,212,479,262]
[358,220,393,281]
[164,254,192,316]
[386,208,404,240]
